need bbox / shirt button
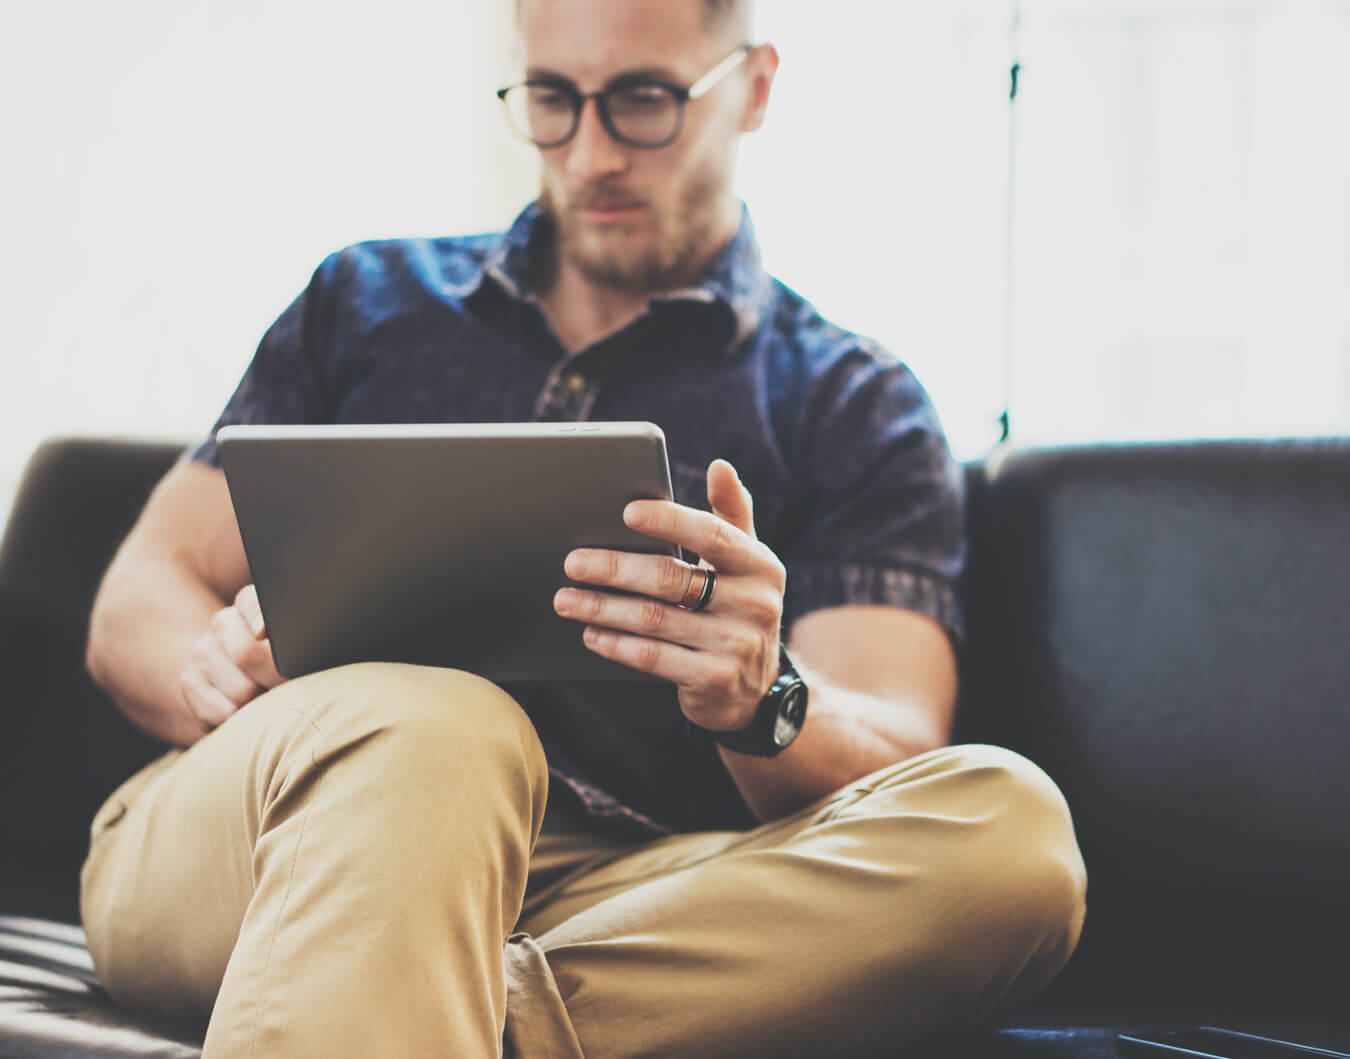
[566,373,585,392]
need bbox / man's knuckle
[736,631,764,664]
[583,592,607,620]
[636,640,663,670]
[638,601,668,632]
[224,637,252,668]
[743,590,779,626]
[659,558,687,596]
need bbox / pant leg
[507,743,1087,1059]
[79,661,548,1059]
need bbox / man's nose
[565,97,628,180]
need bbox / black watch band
[709,645,809,758]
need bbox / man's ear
[740,43,780,133]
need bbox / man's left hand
[553,458,786,734]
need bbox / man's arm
[554,459,962,822]
[716,604,957,822]
[86,460,282,746]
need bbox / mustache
[569,189,648,210]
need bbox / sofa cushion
[957,439,1350,987]
[0,916,204,1057]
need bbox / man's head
[512,0,776,294]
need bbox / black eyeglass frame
[496,44,754,150]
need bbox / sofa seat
[5,914,1347,1059]
[2,435,1347,1057]
[0,917,201,1058]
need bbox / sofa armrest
[0,437,187,637]
[0,438,183,922]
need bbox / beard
[540,166,728,294]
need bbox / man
[81,0,1087,1055]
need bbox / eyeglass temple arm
[686,45,752,101]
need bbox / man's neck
[540,265,652,356]
[536,200,743,356]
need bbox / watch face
[772,685,807,747]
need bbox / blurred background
[2,0,1347,520]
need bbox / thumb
[707,459,756,540]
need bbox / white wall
[4,0,1348,528]
[1,0,536,518]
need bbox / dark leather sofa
[2,435,1347,1058]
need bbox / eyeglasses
[497,45,752,150]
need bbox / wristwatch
[708,645,809,757]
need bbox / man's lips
[574,199,646,221]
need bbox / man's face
[516,0,761,293]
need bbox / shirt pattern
[191,202,967,836]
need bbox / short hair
[513,1,754,43]
[702,0,754,38]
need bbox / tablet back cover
[219,422,677,683]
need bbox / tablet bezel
[218,421,680,684]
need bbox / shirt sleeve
[188,259,334,468]
[776,343,967,645]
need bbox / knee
[248,662,549,807]
[930,744,1087,963]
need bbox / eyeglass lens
[503,83,683,148]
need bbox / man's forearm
[716,664,947,823]
[87,553,224,746]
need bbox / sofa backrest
[956,439,1350,989]
[4,435,1349,995]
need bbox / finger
[578,624,708,685]
[249,639,287,688]
[564,548,722,605]
[180,665,241,729]
[202,640,265,707]
[233,584,267,639]
[706,459,756,540]
[213,604,275,682]
[554,586,741,650]
[622,501,770,576]
[218,607,285,687]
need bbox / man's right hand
[180,584,286,730]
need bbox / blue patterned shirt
[192,202,966,835]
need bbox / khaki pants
[80,662,1086,1058]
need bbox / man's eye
[529,87,573,110]
[612,85,669,108]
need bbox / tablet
[217,421,680,683]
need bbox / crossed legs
[80,663,1085,1058]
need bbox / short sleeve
[188,260,332,468]
[777,345,966,644]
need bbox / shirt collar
[456,201,771,358]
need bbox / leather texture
[0,440,178,925]
[957,439,1350,988]
[2,436,1348,1057]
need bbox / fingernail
[624,503,646,526]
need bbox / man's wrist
[705,646,809,758]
